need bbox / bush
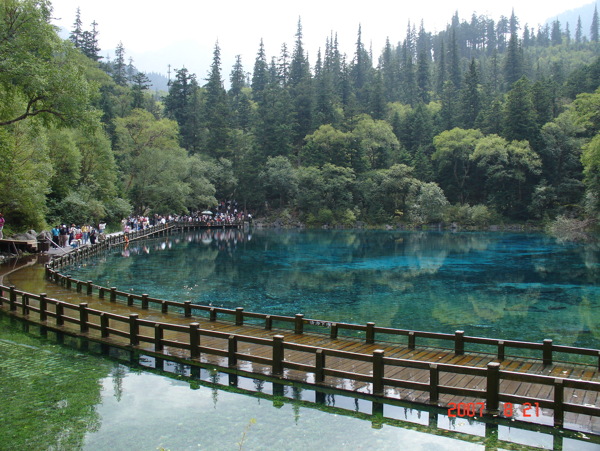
[547,215,596,242]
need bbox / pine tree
[112,41,127,86]
[575,16,583,47]
[204,42,231,158]
[289,18,314,150]
[551,20,562,46]
[504,31,523,87]
[69,7,83,48]
[502,77,539,147]
[592,5,599,43]
[131,72,151,109]
[251,40,269,104]
[81,20,101,61]
[164,67,201,152]
[459,59,481,129]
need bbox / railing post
[295,314,304,335]
[66,276,72,289]
[554,379,564,427]
[22,295,29,316]
[497,341,505,361]
[161,301,168,314]
[155,324,163,351]
[9,286,16,311]
[184,301,192,318]
[127,294,134,306]
[543,339,553,366]
[141,294,149,309]
[372,349,385,396]
[429,363,439,404]
[189,322,200,358]
[76,281,82,293]
[100,313,109,338]
[87,281,93,296]
[455,330,465,355]
[129,314,139,346]
[79,303,89,333]
[315,349,325,383]
[56,302,64,326]
[265,315,272,330]
[110,287,117,302]
[408,331,415,350]
[330,323,338,340]
[485,362,501,415]
[39,293,47,322]
[210,308,217,322]
[272,335,285,375]
[99,287,105,299]
[366,322,375,344]
[235,307,244,326]
[228,335,237,367]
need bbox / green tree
[164,67,202,153]
[0,0,96,127]
[432,128,483,204]
[259,156,298,208]
[502,77,539,148]
[203,42,231,158]
[472,135,542,218]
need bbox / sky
[49,0,596,81]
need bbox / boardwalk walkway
[1,221,599,437]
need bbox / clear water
[1,316,597,451]
[64,229,600,351]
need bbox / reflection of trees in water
[64,230,599,345]
[0,317,110,449]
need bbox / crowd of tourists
[50,223,105,248]
[50,201,251,250]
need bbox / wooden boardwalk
[1,281,599,436]
[2,221,599,438]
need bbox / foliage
[3,1,600,231]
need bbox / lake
[64,229,600,349]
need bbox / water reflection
[53,230,600,350]
[1,315,599,450]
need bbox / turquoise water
[66,229,600,350]
[1,316,597,451]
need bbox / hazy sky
[49,0,595,80]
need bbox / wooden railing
[1,284,599,429]
[45,231,600,370]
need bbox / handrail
[1,283,599,430]
[42,223,600,369]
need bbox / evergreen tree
[81,20,101,61]
[203,42,231,159]
[503,31,523,87]
[351,24,373,109]
[251,40,269,104]
[69,7,83,48]
[575,16,583,47]
[459,59,481,129]
[164,67,202,153]
[131,72,151,109]
[502,77,539,148]
[112,41,127,86]
[288,18,314,149]
[551,20,562,46]
[592,5,599,43]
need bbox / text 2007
[447,402,541,417]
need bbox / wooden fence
[1,283,599,429]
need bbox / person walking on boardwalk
[0,213,4,239]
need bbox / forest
[1,0,600,234]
